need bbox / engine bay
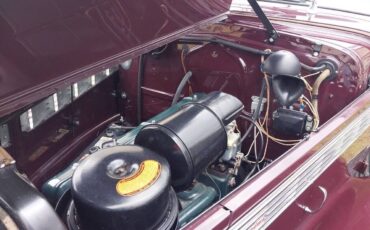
[1,17,367,229]
[40,45,340,229]
[45,92,247,229]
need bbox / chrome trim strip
[230,108,370,230]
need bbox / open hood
[0,0,231,117]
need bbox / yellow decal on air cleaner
[116,160,161,196]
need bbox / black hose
[180,36,327,74]
[240,116,256,143]
[239,79,266,181]
[240,115,265,181]
[240,80,266,143]
[179,36,271,56]
[301,63,326,72]
[171,71,193,106]
[252,80,266,121]
[240,123,264,181]
[137,55,145,124]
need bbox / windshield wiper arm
[247,0,279,43]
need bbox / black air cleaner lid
[71,145,177,230]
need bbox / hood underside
[0,0,231,117]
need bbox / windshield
[231,0,370,16]
[318,0,370,16]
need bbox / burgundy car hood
[0,0,231,117]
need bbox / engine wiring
[300,71,322,130]
[240,54,271,168]
[243,126,263,167]
[242,52,311,168]
[254,126,261,171]
[260,71,270,161]
[302,95,320,130]
[241,118,264,159]
[258,55,301,159]
[240,53,326,178]
[302,71,321,79]
[301,77,313,98]
[255,72,305,147]
[239,114,265,177]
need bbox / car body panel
[0,1,369,229]
[183,4,370,229]
[271,126,370,230]
[231,1,370,34]
[0,0,231,117]
[187,88,370,229]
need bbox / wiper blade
[247,0,279,43]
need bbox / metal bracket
[0,124,10,148]
[0,147,15,168]
[312,43,322,57]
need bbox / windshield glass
[231,0,370,16]
[318,0,370,16]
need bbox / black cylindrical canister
[70,146,178,230]
[135,92,243,190]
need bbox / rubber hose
[171,71,193,106]
[312,69,331,111]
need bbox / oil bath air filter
[69,146,178,230]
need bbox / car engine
[38,48,338,229]
[43,91,246,229]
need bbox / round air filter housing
[70,146,177,230]
[135,92,243,190]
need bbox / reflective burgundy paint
[0,0,231,118]
[237,2,370,34]
[270,158,370,230]
[186,90,370,230]
[121,13,369,159]
[0,0,369,228]
[183,8,370,230]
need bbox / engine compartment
[48,92,246,229]
[39,45,340,228]
[1,17,368,229]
